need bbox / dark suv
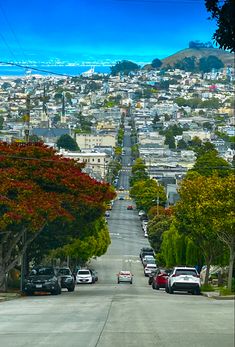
[56,267,75,292]
[139,247,155,261]
[24,266,61,295]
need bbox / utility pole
[24,95,30,143]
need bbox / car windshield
[78,270,90,275]
[30,267,54,276]
[175,269,197,276]
[58,268,71,275]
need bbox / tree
[151,58,162,69]
[130,179,166,212]
[205,0,235,52]
[57,134,80,151]
[0,143,115,291]
[110,60,140,75]
[175,174,229,284]
[199,55,224,72]
[164,133,176,149]
[177,139,188,150]
[190,149,231,177]
[130,158,149,186]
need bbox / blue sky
[0,0,217,62]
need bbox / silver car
[117,271,133,284]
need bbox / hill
[161,47,234,67]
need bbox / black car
[89,269,98,283]
[57,267,75,292]
[24,266,61,295]
[139,247,155,261]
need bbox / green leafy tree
[110,60,140,75]
[130,179,166,212]
[164,133,176,149]
[130,158,149,186]
[151,58,162,69]
[174,175,226,284]
[177,139,188,150]
[57,134,80,151]
[0,115,4,130]
[205,0,234,52]
[190,149,231,177]
[175,174,234,288]
[199,55,224,72]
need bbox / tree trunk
[0,244,7,292]
[228,245,235,292]
[204,259,211,285]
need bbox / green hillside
[161,47,234,67]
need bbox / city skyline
[0,0,217,63]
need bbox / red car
[152,269,171,290]
[127,205,133,210]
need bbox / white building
[75,133,116,150]
[60,150,111,180]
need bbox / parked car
[152,268,171,290]
[148,269,159,285]
[139,247,155,261]
[138,210,145,217]
[144,263,157,276]
[142,220,148,230]
[57,267,75,292]
[76,269,93,284]
[142,255,155,266]
[127,205,133,210]
[24,266,61,295]
[105,211,110,218]
[117,271,133,284]
[89,269,98,283]
[166,267,201,295]
[119,196,124,200]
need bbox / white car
[76,269,93,284]
[117,271,133,284]
[144,263,157,276]
[166,267,201,295]
[138,210,145,217]
[142,255,155,266]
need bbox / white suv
[76,269,93,284]
[166,267,201,295]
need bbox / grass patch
[219,287,235,296]
[201,284,215,292]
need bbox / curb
[202,292,235,300]
[0,293,21,303]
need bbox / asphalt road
[0,198,234,347]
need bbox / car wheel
[165,286,169,293]
[25,291,33,296]
[118,280,120,284]
[169,286,174,294]
[194,287,201,295]
[152,283,156,290]
[156,285,159,290]
[68,287,75,292]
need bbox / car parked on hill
[152,268,171,290]
[57,267,75,292]
[142,255,155,267]
[144,263,157,276]
[127,205,133,210]
[24,266,61,295]
[76,269,93,284]
[139,247,155,261]
[166,267,201,295]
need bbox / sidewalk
[0,292,21,302]
[202,291,235,300]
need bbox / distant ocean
[0,65,111,77]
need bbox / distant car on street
[127,205,133,210]
[57,267,75,292]
[119,196,125,200]
[117,271,133,284]
[105,211,110,217]
[144,263,157,276]
[76,269,93,284]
